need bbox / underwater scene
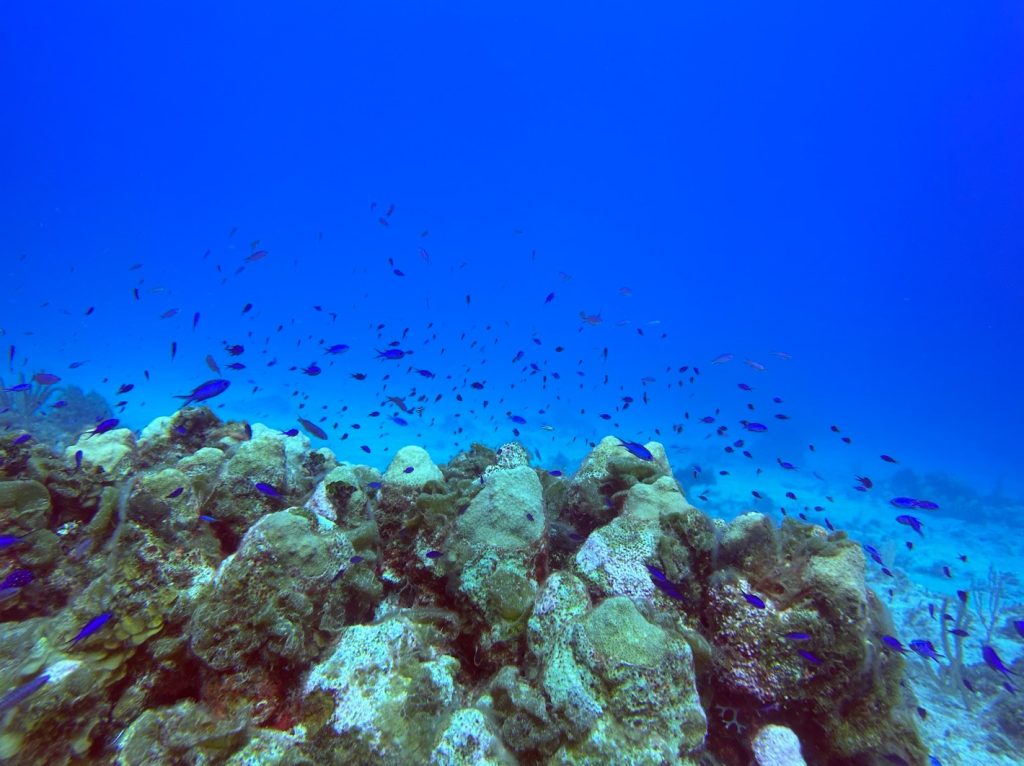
[1,3,1022,765]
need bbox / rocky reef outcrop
[0,415,927,765]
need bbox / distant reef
[0,408,927,766]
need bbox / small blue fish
[909,639,943,662]
[174,379,230,407]
[742,421,768,432]
[1014,619,1024,639]
[199,515,218,523]
[890,497,918,510]
[509,415,527,425]
[12,434,31,445]
[68,612,114,646]
[783,631,811,641]
[982,645,1015,677]
[403,466,414,474]
[896,515,923,536]
[87,418,119,438]
[425,550,442,559]
[617,438,653,461]
[280,428,299,437]
[548,470,563,477]
[742,593,766,609]
[881,635,907,654]
[392,416,409,426]
[366,481,382,490]
[0,674,49,715]
[254,482,282,498]
[350,556,364,564]
[166,487,184,499]
[4,384,31,392]
[325,344,350,354]
[798,649,823,665]
[0,569,33,589]
[303,363,322,376]
[376,348,407,360]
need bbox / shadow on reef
[0,408,939,765]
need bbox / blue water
[2,4,1023,761]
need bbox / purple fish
[12,434,31,445]
[798,649,823,665]
[174,379,230,407]
[425,550,442,559]
[376,348,407,360]
[166,487,184,499]
[32,372,60,385]
[68,612,114,646]
[403,466,414,474]
[509,414,527,425]
[4,384,31,392]
[890,497,918,510]
[548,470,563,477]
[909,639,942,662]
[742,421,768,432]
[913,499,940,511]
[784,631,811,641]
[74,450,83,469]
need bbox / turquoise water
[1,3,1023,765]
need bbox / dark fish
[68,612,114,646]
[13,434,30,445]
[896,515,923,536]
[166,487,184,499]
[303,363,322,376]
[298,418,328,440]
[784,631,811,641]
[1014,619,1024,639]
[205,355,221,374]
[913,499,939,511]
[350,555,364,564]
[280,428,299,437]
[425,550,442,559]
[890,497,918,509]
[855,475,873,489]
[742,421,768,432]
[4,384,31,392]
[242,303,252,314]
[548,470,563,477]
[75,450,83,469]
[116,383,134,394]
[983,645,1014,677]
[948,628,969,638]
[617,438,653,461]
[254,481,282,498]
[32,372,60,385]
[376,348,407,360]
[174,379,230,407]
[881,454,898,463]
[366,481,382,489]
[325,344,350,354]
[403,466,414,474]
[544,292,555,304]
[509,414,527,424]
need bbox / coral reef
[0,408,929,765]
